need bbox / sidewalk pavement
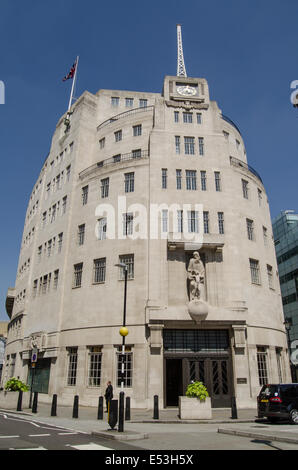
[1,403,298,446]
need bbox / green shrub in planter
[186,381,209,401]
[4,377,29,392]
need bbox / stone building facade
[3,75,291,408]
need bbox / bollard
[108,399,118,430]
[51,394,57,417]
[97,396,103,420]
[72,395,79,418]
[231,396,238,419]
[118,391,125,432]
[32,392,38,414]
[153,395,159,420]
[125,396,131,421]
[17,390,23,412]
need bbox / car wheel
[289,409,298,425]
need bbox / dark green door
[28,358,51,394]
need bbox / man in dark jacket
[104,381,113,412]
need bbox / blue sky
[0,0,297,321]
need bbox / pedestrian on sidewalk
[104,381,113,413]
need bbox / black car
[257,383,298,424]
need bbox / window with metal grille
[186,170,197,190]
[200,171,207,191]
[67,347,78,386]
[88,346,102,386]
[177,210,183,233]
[123,213,134,236]
[162,168,167,189]
[73,263,83,288]
[117,346,133,387]
[250,258,260,284]
[183,112,193,123]
[184,136,195,155]
[114,130,122,142]
[187,211,199,233]
[124,172,134,193]
[175,136,181,154]
[119,254,134,280]
[176,169,182,189]
[214,171,221,191]
[203,211,209,234]
[93,258,106,283]
[133,124,142,136]
[257,346,268,386]
[163,329,229,353]
[139,99,147,108]
[174,111,179,123]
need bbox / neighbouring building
[3,69,291,408]
[273,210,298,381]
[0,322,8,385]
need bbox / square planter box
[0,391,30,410]
[179,396,212,420]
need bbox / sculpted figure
[187,251,205,301]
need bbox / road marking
[14,446,47,450]
[66,443,112,450]
[58,432,78,435]
[28,434,51,437]
[0,435,20,439]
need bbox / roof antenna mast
[177,24,187,77]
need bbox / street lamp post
[115,262,129,432]
[284,317,294,382]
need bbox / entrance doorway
[27,358,51,394]
[164,329,233,407]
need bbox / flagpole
[67,55,79,112]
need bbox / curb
[131,419,256,424]
[218,428,298,445]
[92,429,149,441]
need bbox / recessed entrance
[164,329,233,407]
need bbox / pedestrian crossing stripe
[66,443,112,450]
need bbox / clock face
[176,85,197,96]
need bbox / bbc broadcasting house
[3,70,291,409]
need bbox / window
[124,172,134,193]
[66,165,71,181]
[78,224,85,245]
[114,130,122,142]
[67,347,78,386]
[203,211,209,234]
[183,112,193,123]
[117,346,133,387]
[123,213,134,236]
[53,270,59,289]
[113,154,121,163]
[58,233,63,252]
[125,97,133,107]
[186,170,197,190]
[198,137,204,156]
[62,196,67,214]
[196,113,202,124]
[236,139,240,150]
[175,136,181,154]
[200,171,207,191]
[139,99,147,108]
[188,211,199,233]
[214,171,221,191]
[93,258,106,283]
[97,217,107,240]
[263,226,268,246]
[111,96,119,107]
[177,210,183,233]
[162,168,167,189]
[162,209,168,233]
[33,279,38,297]
[250,258,260,284]
[218,212,224,234]
[73,263,83,288]
[174,111,179,123]
[223,131,229,140]
[257,347,268,386]
[42,211,47,227]
[132,148,142,158]
[258,188,262,206]
[82,186,88,205]
[47,239,52,257]
[119,254,134,280]
[51,204,56,223]
[99,138,105,149]
[101,177,109,198]
[133,124,142,136]
[184,136,195,155]
[176,169,182,189]
[242,179,249,199]
[267,265,274,289]
[88,346,102,386]
[246,219,254,241]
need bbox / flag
[62,60,77,82]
